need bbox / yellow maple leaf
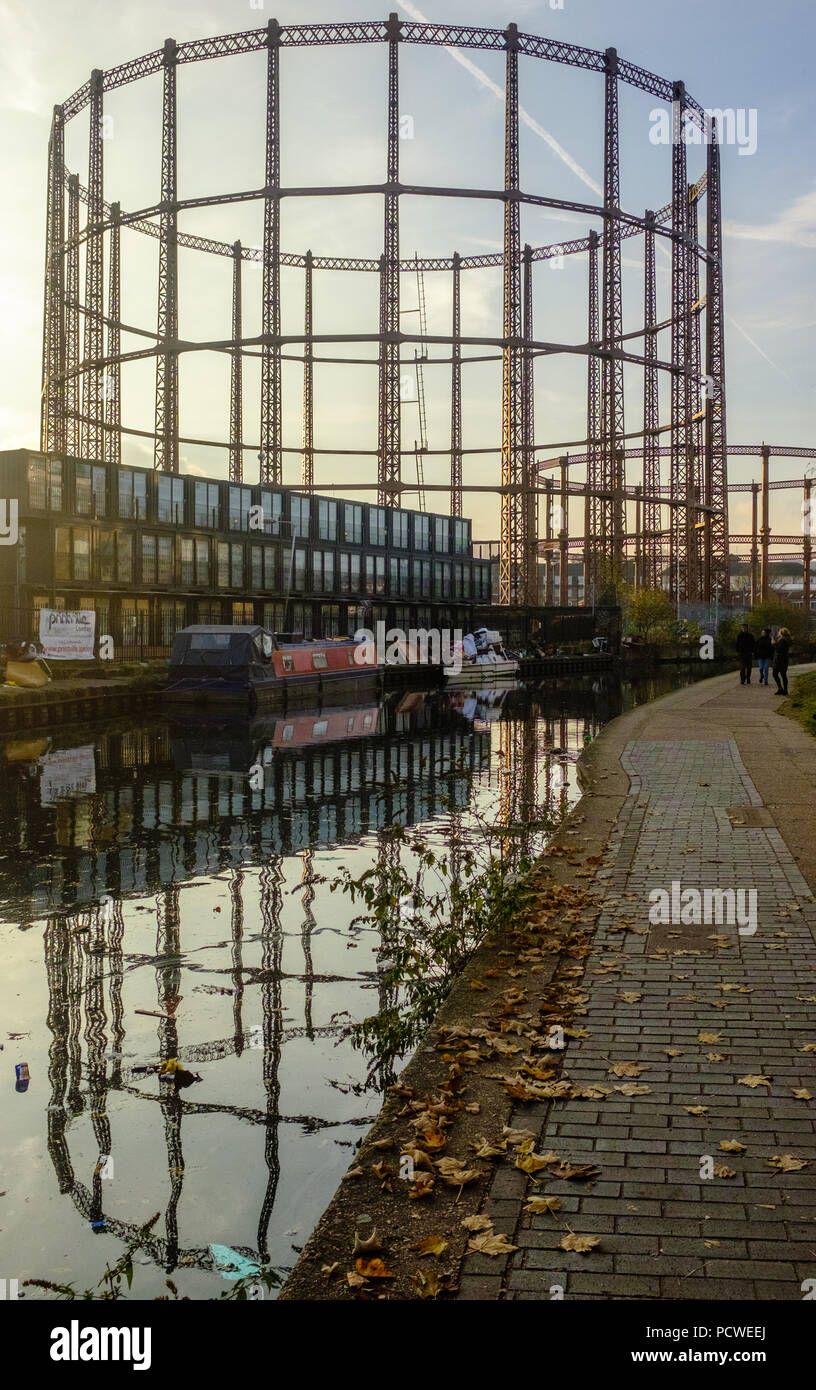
[560,1233,601,1253]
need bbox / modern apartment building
[0,450,492,653]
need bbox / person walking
[735,623,756,685]
[772,626,792,695]
[755,627,773,685]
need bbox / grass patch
[779,671,816,736]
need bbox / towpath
[458,665,816,1300]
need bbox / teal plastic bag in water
[209,1244,261,1282]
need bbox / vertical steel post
[261,19,282,485]
[750,482,759,607]
[499,24,523,606]
[601,49,625,589]
[687,185,704,598]
[450,251,462,517]
[65,175,81,458]
[559,455,569,606]
[82,70,105,462]
[760,445,770,600]
[378,12,402,507]
[230,240,243,483]
[302,249,314,490]
[545,477,554,605]
[154,40,179,473]
[634,486,642,590]
[585,229,601,606]
[704,116,730,602]
[803,477,812,612]
[642,210,660,589]
[41,105,66,454]
[522,243,538,605]
[670,81,690,602]
[105,202,121,467]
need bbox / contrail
[397,2,789,381]
[396,0,602,197]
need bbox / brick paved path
[459,693,816,1300]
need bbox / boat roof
[178,624,268,635]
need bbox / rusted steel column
[760,445,770,600]
[559,455,569,606]
[499,23,523,606]
[750,482,759,607]
[230,241,243,483]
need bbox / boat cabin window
[312,652,328,669]
[281,654,295,672]
[190,633,232,650]
[313,720,328,737]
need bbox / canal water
[0,667,719,1298]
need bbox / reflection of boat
[445,687,514,726]
[169,705,384,772]
[444,629,520,686]
[164,625,380,711]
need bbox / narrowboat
[164,624,382,712]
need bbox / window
[264,601,286,632]
[117,531,133,584]
[259,491,283,535]
[180,538,194,586]
[230,544,244,589]
[251,545,263,590]
[158,475,184,524]
[49,459,63,511]
[97,531,116,583]
[369,506,387,548]
[434,517,449,553]
[390,556,409,594]
[119,468,148,520]
[343,503,362,546]
[318,498,337,542]
[229,485,253,530]
[217,543,230,587]
[157,536,173,584]
[293,547,306,591]
[413,559,431,597]
[290,496,311,539]
[393,510,410,549]
[28,457,47,510]
[263,545,277,590]
[76,463,107,517]
[312,550,335,594]
[195,539,209,586]
[55,527,71,582]
[195,481,220,529]
[142,534,157,585]
[312,652,328,669]
[454,518,470,554]
[73,528,90,581]
[365,555,385,594]
[415,515,430,551]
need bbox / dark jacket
[755,634,773,659]
[773,637,791,669]
[735,630,756,656]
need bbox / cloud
[724,190,816,250]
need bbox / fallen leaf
[767,1153,808,1172]
[792,1089,813,1101]
[410,1269,443,1299]
[321,1262,340,1277]
[608,1061,649,1077]
[663,1048,684,1057]
[719,1140,747,1153]
[470,979,487,992]
[737,1074,772,1089]
[697,1032,723,1044]
[713,1164,736,1178]
[685,1106,708,1115]
[355,1257,395,1279]
[515,1150,555,1175]
[614,1082,651,1096]
[560,1233,601,1253]
[617,991,642,1003]
[408,1173,435,1199]
[706,1053,726,1062]
[524,1196,562,1215]
[461,1214,493,1232]
[412,1235,448,1258]
[467,1231,518,1256]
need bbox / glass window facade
[119,468,148,520]
[343,503,362,545]
[158,476,184,524]
[318,499,337,542]
[195,481,220,529]
[369,506,387,547]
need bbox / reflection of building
[0,697,490,925]
[0,449,492,651]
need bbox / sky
[0,0,813,544]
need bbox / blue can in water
[15,1062,30,1093]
